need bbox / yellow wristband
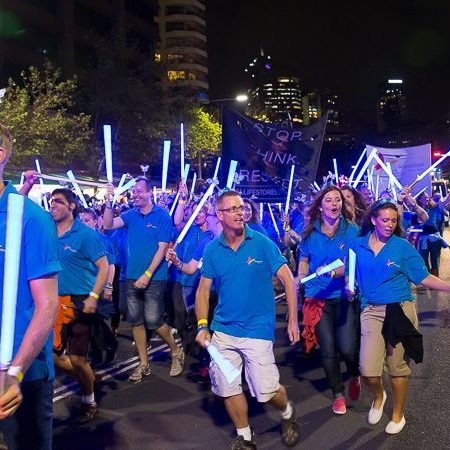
[179,199,186,205]
[7,366,23,383]
[144,270,152,278]
[197,319,208,327]
[89,291,99,300]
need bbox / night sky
[206,0,450,130]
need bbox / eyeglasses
[218,205,245,214]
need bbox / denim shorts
[126,279,166,329]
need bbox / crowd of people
[1,123,450,450]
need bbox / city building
[376,78,407,134]
[302,90,339,129]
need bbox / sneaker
[385,416,406,434]
[348,376,361,401]
[229,433,257,450]
[170,350,185,377]
[77,402,98,424]
[332,397,347,415]
[128,364,151,383]
[281,402,300,447]
[368,391,387,425]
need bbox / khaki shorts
[209,331,280,402]
[360,301,418,377]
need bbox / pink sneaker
[349,376,361,401]
[332,397,347,415]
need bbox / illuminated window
[167,70,186,80]
[154,53,161,62]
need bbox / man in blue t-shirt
[104,177,184,382]
[195,191,300,449]
[0,125,61,450]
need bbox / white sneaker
[368,390,387,425]
[385,416,406,434]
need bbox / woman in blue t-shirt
[297,185,360,415]
[347,198,450,434]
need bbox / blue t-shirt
[97,231,116,265]
[0,182,61,382]
[248,222,269,236]
[57,219,106,296]
[201,225,287,341]
[120,205,172,281]
[347,233,429,308]
[299,218,359,299]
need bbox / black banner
[222,108,327,202]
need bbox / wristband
[7,365,24,383]
[89,291,99,300]
[144,270,152,278]
[197,325,209,334]
[330,269,336,278]
[179,199,186,205]
[197,319,208,327]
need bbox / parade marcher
[195,190,300,449]
[341,185,367,226]
[103,177,185,382]
[0,125,61,450]
[346,198,450,434]
[50,189,109,423]
[243,198,268,236]
[358,184,375,207]
[297,186,360,415]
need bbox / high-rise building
[156,0,208,102]
[302,90,339,128]
[376,79,407,133]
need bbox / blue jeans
[0,376,53,450]
[315,297,359,396]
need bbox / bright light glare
[388,79,403,84]
[236,94,248,102]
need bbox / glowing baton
[35,159,49,211]
[267,204,280,236]
[103,125,113,183]
[19,172,24,188]
[299,259,344,284]
[348,249,356,293]
[410,151,450,187]
[169,191,180,217]
[386,162,398,201]
[184,163,190,181]
[112,173,128,206]
[190,172,197,199]
[333,159,339,185]
[226,160,238,189]
[348,147,367,184]
[153,186,157,203]
[413,186,427,199]
[313,181,321,191]
[180,123,185,179]
[259,202,263,221]
[0,194,25,394]
[285,165,295,214]
[116,178,136,196]
[162,140,171,192]
[375,175,380,199]
[352,148,377,188]
[213,157,221,180]
[37,174,106,188]
[205,340,240,384]
[371,152,402,189]
[67,170,88,208]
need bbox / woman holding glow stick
[296,185,360,415]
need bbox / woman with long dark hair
[243,198,268,236]
[347,199,450,434]
[297,185,360,415]
[341,185,367,226]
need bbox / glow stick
[439,186,444,198]
[180,123,185,179]
[333,159,339,185]
[348,249,356,292]
[226,160,238,189]
[153,186,157,203]
[184,163,190,181]
[162,140,170,192]
[37,174,106,188]
[19,172,24,188]
[313,181,321,191]
[375,175,380,199]
[352,148,377,188]
[299,259,344,284]
[278,203,282,210]
[408,228,423,233]
[366,166,373,191]
[386,163,398,201]
[115,178,136,196]
[413,186,427,199]
[67,170,88,208]
[175,182,215,244]
[372,153,402,189]
[0,194,25,393]
[285,165,295,214]
[34,160,49,211]
[267,204,280,236]
[205,341,240,384]
[169,192,180,217]
[259,202,263,221]
[213,157,221,180]
[410,151,450,186]
[103,125,113,182]
[112,173,128,206]
[190,172,197,199]
[348,147,367,184]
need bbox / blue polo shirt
[0,182,61,382]
[120,205,172,281]
[201,225,287,341]
[57,219,106,296]
[299,218,359,299]
[97,231,116,265]
[248,222,269,236]
[347,233,429,308]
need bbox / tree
[0,61,92,170]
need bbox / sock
[236,425,252,441]
[280,401,293,420]
[82,393,95,405]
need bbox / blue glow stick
[285,165,295,213]
[180,123,185,179]
[190,172,197,199]
[213,157,221,180]
[103,125,113,183]
[348,249,356,292]
[66,170,88,208]
[226,160,238,188]
[206,340,240,384]
[162,140,170,192]
[184,163,190,181]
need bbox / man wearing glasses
[195,190,300,449]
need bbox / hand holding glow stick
[299,259,344,284]
[103,125,113,183]
[285,165,295,214]
[205,340,240,384]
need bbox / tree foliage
[0,61,92,169]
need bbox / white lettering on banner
[239,170,272,183]
[253,123,303,141]
[256,148,299,165]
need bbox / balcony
[165,46,207,58]
[164,30,206,42]
[165,14,206,27]
[164,0,206,12]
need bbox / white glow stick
[260,202,263,221]
[0,194,25,386]
[169,191,180,217]
[115,178,136,196]
[371,152,403,189]
[112,173,128,206]
[184,163,190,181]
[37,173,106,188]
[348,249,356,292]
[205,340,240,383]
[411,151,450,186]
[180,123,185,179]
[66,170,88,208]
[333,159,339,185]
[348,147,367,184]
[213,157,221,179]
[413,186,427,199]
[375,175,380,199]
[299,259,344,284]
[267,204,280,236]
[278,203,282,210]
[176,182,215,244]
[352,148,377,188]
[190,172,197,199]
[386,163,398,201]
[285,165,295,213]
[313,181,321,191]
[34,160,49,211]
[439,185,444,198]
[162,140,170,193]
[19,172,24,188]
[103,125,113,182]
[153,186,157,203]
[226,160,238,188]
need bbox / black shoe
[281,402,299,447]
[76,402,98,424]
[229,433,257,450]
